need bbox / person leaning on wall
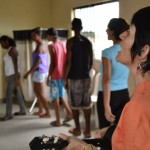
[0,35,26,121]
[60,6,150,150]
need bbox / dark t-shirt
[68,35,93,79]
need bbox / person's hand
[64,80,68,89]
[23,72,29,79]
[104,105,115,123]
[46,77,50,86]
[60,133,88,150]
[94,127,110,139]
[15,76,20,86]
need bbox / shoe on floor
[0,115,13,121]
[14,112,26,116]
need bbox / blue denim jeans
[6,74,26,117]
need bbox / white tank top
[3,47,20,76]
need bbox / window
[74,1,119,60]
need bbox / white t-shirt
[3,47,20,76]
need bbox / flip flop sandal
[0,116,13,121]
[63,116,73,123]
[14,112,26,116]
[50,121,62,127]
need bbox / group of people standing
[0,27,73,125]
[61,6,150,150]
[0,16,129,137]
[1,6,150,150]
[0,18,93,138]
[0,15,129,140]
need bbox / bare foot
[63,116,73,124]
[39,113,51,118]
[33,111,43,116]
[83,130,91,138]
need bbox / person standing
[46,27,72,126]
[24,27,51,118]
[0,35,26,121]
[95,18,130,138]
[64,18,93,138]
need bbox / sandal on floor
[63,116,73,123]
[14,112,26,116]
[69,128,81,136]
[0,116,13,121]
[50,121,62,127]
[83,131,91,138]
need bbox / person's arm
[102,57,115,123]
[89,42,93,70]
[64,39,72,89]
[9,47,20,85]
[47,45,55,85]
[23,55,41,79]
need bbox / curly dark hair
[131,6,150,74]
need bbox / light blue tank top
[99,44,129,91]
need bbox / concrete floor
[0,102,98,150]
